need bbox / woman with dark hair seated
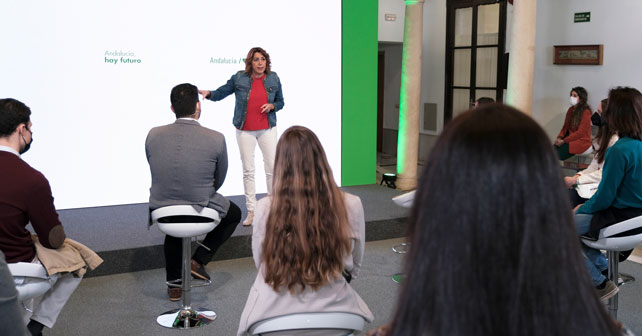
[565,98,619,207]
[554,86,592,160]
[237,126,373,335]
[574,87,642,302]
[369,104,625,336]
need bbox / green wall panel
[342,0,378,186]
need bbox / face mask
[569,96,579,106]
[19,128,33,155]
[591,112,603,126]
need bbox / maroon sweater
[0,151,63,263]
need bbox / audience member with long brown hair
[237,126,373,335]
[555,86,592,160]
[368,104,624,336]
[564,98,619,207]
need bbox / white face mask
[570,96,579,106]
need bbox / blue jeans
[574,213,609,286]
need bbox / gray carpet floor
[41,237,642,335]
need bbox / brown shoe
[243,211,254,226]
[168,287,181,301]
[190,259,210,281]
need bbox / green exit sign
[574,12,591,23]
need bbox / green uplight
[396,57,410,175]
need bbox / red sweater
[557,107,592,154]
[242,75,270,131]
[0,151,64,263]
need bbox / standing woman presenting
[554,86,592,160]
[199,47,284,226]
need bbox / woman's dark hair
[594,98,615,164]
[262,126,351,293]
[606,87,642,141]
[244,47,271,75]
[388,104,620,336]
[570,86,590,130]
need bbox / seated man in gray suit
[145,83,241,301]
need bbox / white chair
[152,205,220,329]
[8,262,52,312]
[248,312,366,336]
[581,215,642,318]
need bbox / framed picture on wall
[553,44,603,65]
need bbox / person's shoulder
[15,160,50,189]
[147,122,176,134]
[197,125,225,141]
[342,192,363,210]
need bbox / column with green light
[396,0,424,190]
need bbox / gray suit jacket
[145,119,230,220]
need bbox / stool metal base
[392,273,405,284]
[618,272,635,286]
[392,243,410,254]
[157,307,216,329]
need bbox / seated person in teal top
[573,87,642,301]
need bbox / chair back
[582,215,642,251]
[8,262,51,301]
[248,312,365,336]
[152,205,220,238]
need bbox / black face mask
[19,128,33,155]
[591,112,605,127]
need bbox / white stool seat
[152,205,220,237]
[8,262,51,302]
[582,215,642,319]
[249,312,365,336]
[582,215,642,252]
[392,190,416,208]
[580,146,595,156]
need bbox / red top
[0,151,64,263]
[557,107,592,154]
[242,75,270,131]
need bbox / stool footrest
[166,279,211,288]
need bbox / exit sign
[574,12,591,23]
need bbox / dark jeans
[556,142,574,160]
[568,188,588,208]
[164,201,242,281]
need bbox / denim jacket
[207,71,284,129]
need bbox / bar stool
[8,262,52,312]
[152,205,220,329]
[581,215,642,319]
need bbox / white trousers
[18,258,83,329]
[236,127,277,212]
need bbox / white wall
[532,0,642,139]
[378,0,405,42]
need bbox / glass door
[445,0,507,121]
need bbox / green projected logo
[104,50,142,64]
